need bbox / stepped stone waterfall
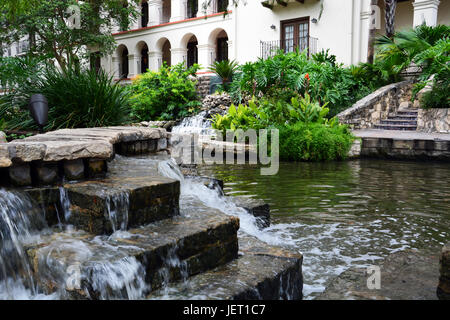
[0,127,303,300]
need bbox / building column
[197,44,215,70]
[149,0,163,26]
[112,56,120,79]
[413,0,440,27]
[171,48,188,66]
[149,51,163,71]
[128,54,138,78]
[170,0,184,22]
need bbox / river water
[197,159,450,299]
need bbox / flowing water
[197,159,450,299]
[1,156,449,300]
[171,111,217,136]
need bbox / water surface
[197,159,450,299]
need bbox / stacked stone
[195,75,211,98]
[417,108,450,134]
[201,92,232,118]
[438,242,450,300]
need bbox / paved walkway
[353,129,450,141]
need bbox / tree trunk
[384,0,397,38]
[367,0,379,64]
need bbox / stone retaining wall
[337,81,414,129]
[417,108,450,134]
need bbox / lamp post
[28,94,48,133]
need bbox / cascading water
[157,159,291,247]
[171,111,217,136]
[0,189,53,299]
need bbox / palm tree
[384,0,397,38]
[367,0,379,64]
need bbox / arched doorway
[141,0,149,28]
[216,30,228,62]
[118,45,129,79]
[162,40,171,67]
[140,44,149,73]
[187,36,198,68]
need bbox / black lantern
[29,94,48,133]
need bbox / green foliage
[227,49,382,117]
[209,60,239,86]
[128,63,202,121]
[212,94,334,133]
[419,78,450,109]
[0,56,45,91]
[0,67,130,131]
[277,122,354,162]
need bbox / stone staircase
[374,109,418,131]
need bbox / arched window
[141,1,149,28]
[162,40,171,67]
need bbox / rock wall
[438,242,450,300]
[337,81,414,129]
[196,75,212,98]
[417,108,450,133]
[200,93,232,117]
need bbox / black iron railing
[260,37,318,60]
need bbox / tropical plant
[0,67,131,131]
[0,56,45,91]
[128,63,201,121]
[209,59,239,86]
[227,49,384,117]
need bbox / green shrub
[212,94,334,133]
[227,49,383,117]
[277,122,355,162]
[0,67,130,131]
[128,63,201,121]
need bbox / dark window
[217,0,229,12]
[187,0,197,18]
[120,47,129,79]
[281,17,310,54]
[141,1,149,27]
[216,37,228,62]
[187,40,198,68]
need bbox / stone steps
[25,205,240,299]
[147,234,303,300]
[25,175,181,235]
[380,119,418,126]
[375,109,418,131]
[374,124,417,131]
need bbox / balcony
[260,37,318,60]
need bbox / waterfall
[0,189,50,299]
[171,111,217,136]
[157,159,288,246]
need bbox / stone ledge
[0,127,169,187]
[438,242,450,300]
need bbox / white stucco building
[97,0,449,81]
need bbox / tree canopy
[0,0,139,72]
